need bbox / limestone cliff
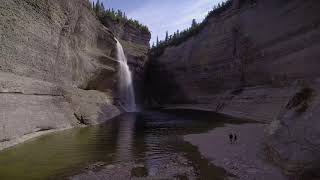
[0,0,149,150]
[146,0,320,177]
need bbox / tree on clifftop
[156,36,159,46]
[191,19,198,28]
[92,1,149,33]
[100,2,105,12]
[150,0,233,56]
[95,0,100,14]
[165,31,169,42]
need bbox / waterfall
[115,38,136,112]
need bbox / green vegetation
[90,0,149,33]
[150,0,233,57]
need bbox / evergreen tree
[156,36,159,46]
[191,19,197,28]
[117,10,122,18]
[95,0,102,14]
[123,12,127,20]
[91,0,149,33]
[100,2,105,12]
[165,31,169,42]
[151,0,233,55]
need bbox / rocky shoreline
[0,127,72,151]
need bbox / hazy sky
[91,0,225,44]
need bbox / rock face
[0,0,146,150]
[146,0,320,177]
[103,19,150,46]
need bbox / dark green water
[0,110,244,180]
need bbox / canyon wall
[146,0,320,177]
[0,0,149,150]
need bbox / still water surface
[0,110,244,179]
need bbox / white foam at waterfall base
[115,38,136,112]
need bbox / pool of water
[0,110,246,180]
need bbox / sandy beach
[184,123,287,180]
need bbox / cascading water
[115,38,136,112]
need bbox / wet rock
[265,87,320,178]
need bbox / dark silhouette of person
[229,133,233,143]
[234,134,237,143]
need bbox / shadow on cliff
[143,59,192,107]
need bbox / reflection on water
[0,110,244,180]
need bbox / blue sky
[91,0,225,44]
